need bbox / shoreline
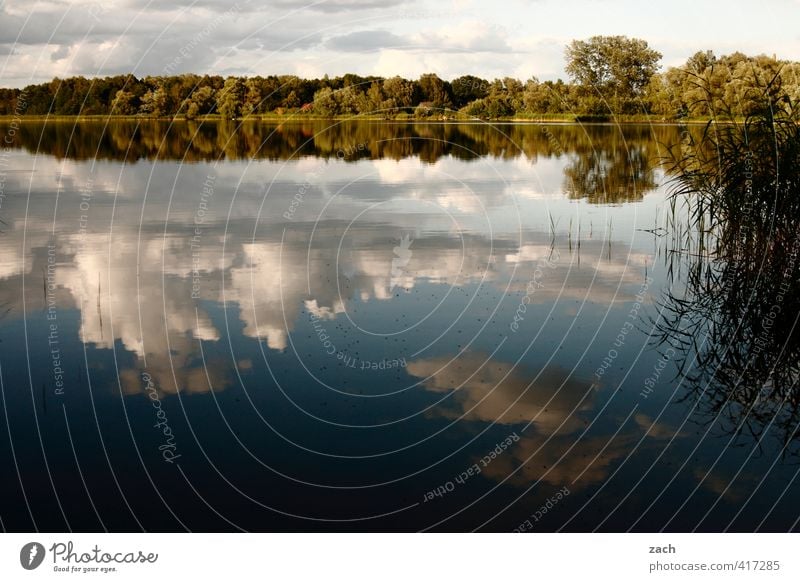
[0,113,720,125]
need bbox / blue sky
[1,0,798,87]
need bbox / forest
[0,36,798,120]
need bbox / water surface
[0,120,796,531]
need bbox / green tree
[243,78,263,115]
[365,81,384,114]
[501,77,524,111]
[111,90,137,115]
[337,85,366,115]
[185,86,215,119]
[255,76,282,112]
[522,78,571,114]
[686,50,717,75]
[382,76,415,112]
[644,73,681,117]
[451,75,489,108]
[139,84,168,116]
[277,75,310,109]
[282,89,300,109]
[565,35,662,113]
[313,87,338,116]
[216,77,245,119]
[417,73,451,108]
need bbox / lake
[0,119,796,532]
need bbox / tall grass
[654,79,800,453]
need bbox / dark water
[0,120,797,532]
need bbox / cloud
[406,351,638,491]
[0,142,657,404]
[0,0,531,86]
[406,354,689,491]
[325,30,408,53]
[693,468,760,503]
[269,0,408,13]
[480,431,637,489]
[408,353,596,433]
[324,21,515,56]
[633,413,684,440]
[0,0,325,86]
[50,44,69,61]
[415,21,514,54]
[3,0,800,88]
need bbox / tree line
[1,36,797,120]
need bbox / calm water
[0,120,797,532]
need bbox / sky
[0,0,799,88]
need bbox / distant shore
[0,113,721,125]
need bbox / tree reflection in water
[0,119,666,203]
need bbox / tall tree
[313,87,339,116]
[382,76,414,110]
[451,75,489,108]
[417,74,451,108]
[139,83,168,116]
[185,86,215,119]
[111,90,138,115]
[216,77,245,119]
[565,35,661,112]
[365,81,384,114]
[243,78,263,115]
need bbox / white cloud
[2,0,798,87]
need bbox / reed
[654,78,800,452]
